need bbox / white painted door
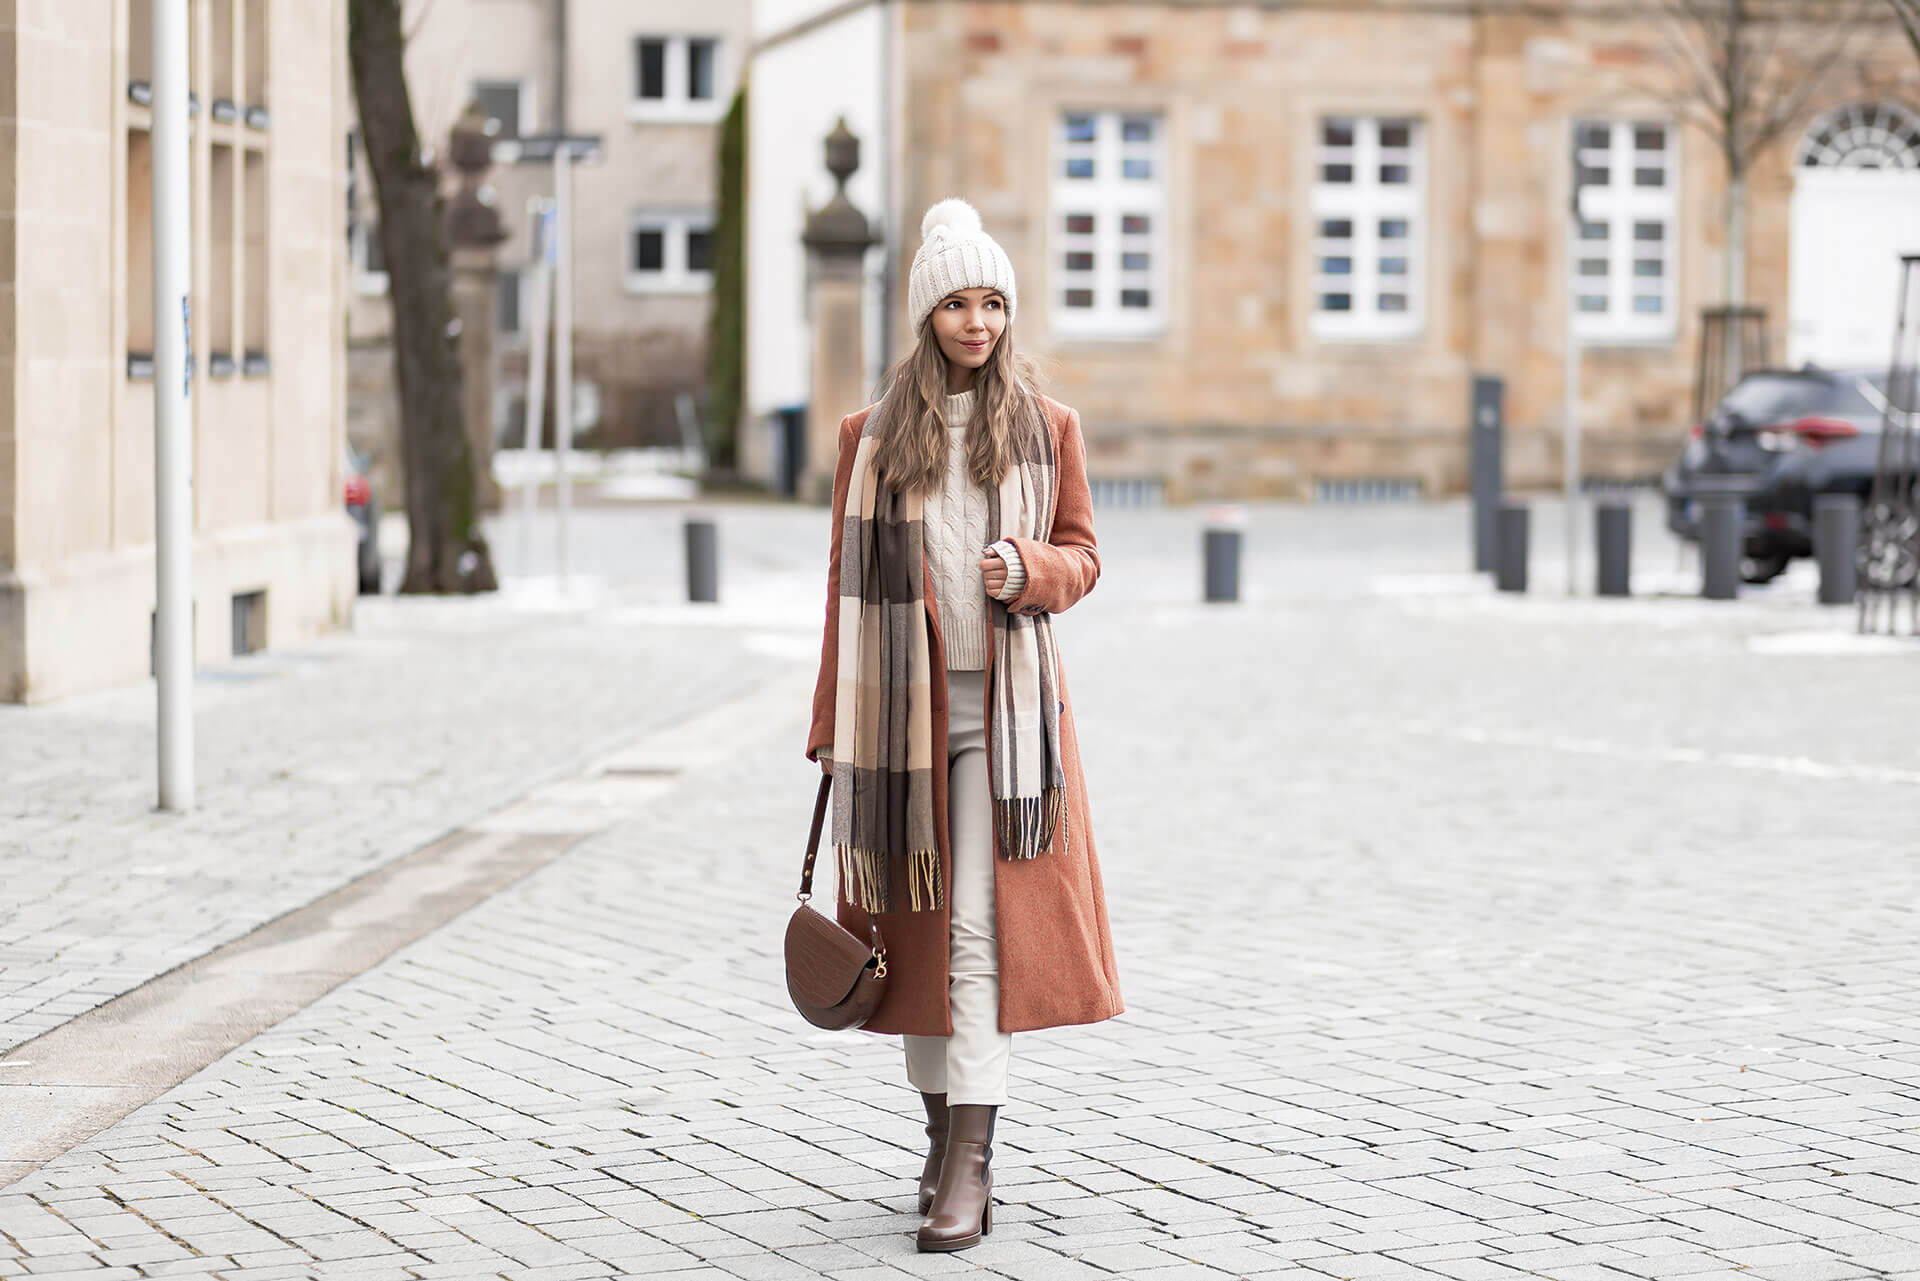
[1788,169,1920,370]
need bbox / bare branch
[403,0,440,44]
[1647,0,1733,138]
[1747,11,1872,159]
[1890,0,1920,61]
[1633,0,1882,174]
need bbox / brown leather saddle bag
[785,775,889,1029]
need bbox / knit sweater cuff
[989,539,1026,602]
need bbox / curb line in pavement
[0,667,811,1190]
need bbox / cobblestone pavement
[0,580,789,1053]
[8,497,1920,1279]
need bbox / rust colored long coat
[806,395,1125,1037]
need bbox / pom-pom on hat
[908,197,1017,335]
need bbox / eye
[986,299,1003,309]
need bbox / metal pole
[1595,501,1631,597]
[685,517,719,603]
[518,198,554,578]
[1563,213,1582,597]
[1564,127,1587,598]
[1815,493,1860,606]
[152,0,194,812]
[1496,501,1529,593]
[554,146,574,592]
[1202,506,1244,603]
[1700,494,1742,600]
[1470,375,1503,572]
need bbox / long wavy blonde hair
[872,321,1044,497]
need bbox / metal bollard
[685,516,718,603]
[1700,494,1743,600]
[1495,501,1529,593]
[1203,505,1243,603]
[1595,501,1632,597]
[1815,493,1861,605]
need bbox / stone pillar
[801,119,880,505]
[446,104,509,512]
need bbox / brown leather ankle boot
[916,1103,997,1252]
[916,1092,949,1215]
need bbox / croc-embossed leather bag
[785,776,890,1029]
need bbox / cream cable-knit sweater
[923,388,1026,671]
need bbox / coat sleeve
[1001,405,1101,616]
[807,415,863,764]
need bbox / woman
[806,198,1124,1252]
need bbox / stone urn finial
[803,117,879,259]
[445,102,508,249]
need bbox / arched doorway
[1788,101,1920,369]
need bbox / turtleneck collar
[944,386,977,430]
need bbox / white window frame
[1049,109,1168,341]
[628,35,726,123]
[472,76,534,138]
[1310,116,1425,341]
[626,210,714,293]
[1571,118,1679,344]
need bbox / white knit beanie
[908,198,1017,335]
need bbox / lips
[960,341,988,351]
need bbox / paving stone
[6,503,1920,1279]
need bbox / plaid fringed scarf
[831,381,1069,915]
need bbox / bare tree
[348,0,498,594]
[1889,0,1920,59]
[1642,0,1878,308]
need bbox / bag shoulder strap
[798,774,886,954]
[799,774,832,898]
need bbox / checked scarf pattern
[830,384,1069,915]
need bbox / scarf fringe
[838,844,944,914]
[907,848,943,912]
[994,787,1066,861]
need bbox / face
[927,287,1008,374]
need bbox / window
[1051,110,1167,339]
[473,78,529,138]
[346,133,387,295]
[627,211,715,292]
[688,39,717,102]
[1312,116,1424,339]
[498,269,522,336]
[631,35,725,121]
[1570,119,1677,342]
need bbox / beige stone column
[450,248,502,512]
[801,119,880,505]
[446,104,510,513]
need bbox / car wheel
[1739,552,1790,585]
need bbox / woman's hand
[980,551,1007,596]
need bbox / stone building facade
[0,2,355,703]
[349,0,752,509]
[755,0,1920,502]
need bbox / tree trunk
[705,88,747,473]
[1725,172,1748,311]
[347,0,498,594]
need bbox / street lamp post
[1564,124,1595,597]
[152,0,194,811]
[507,133,601,593]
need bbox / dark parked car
[346,445,381,594]
[1662,367,1894,583]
